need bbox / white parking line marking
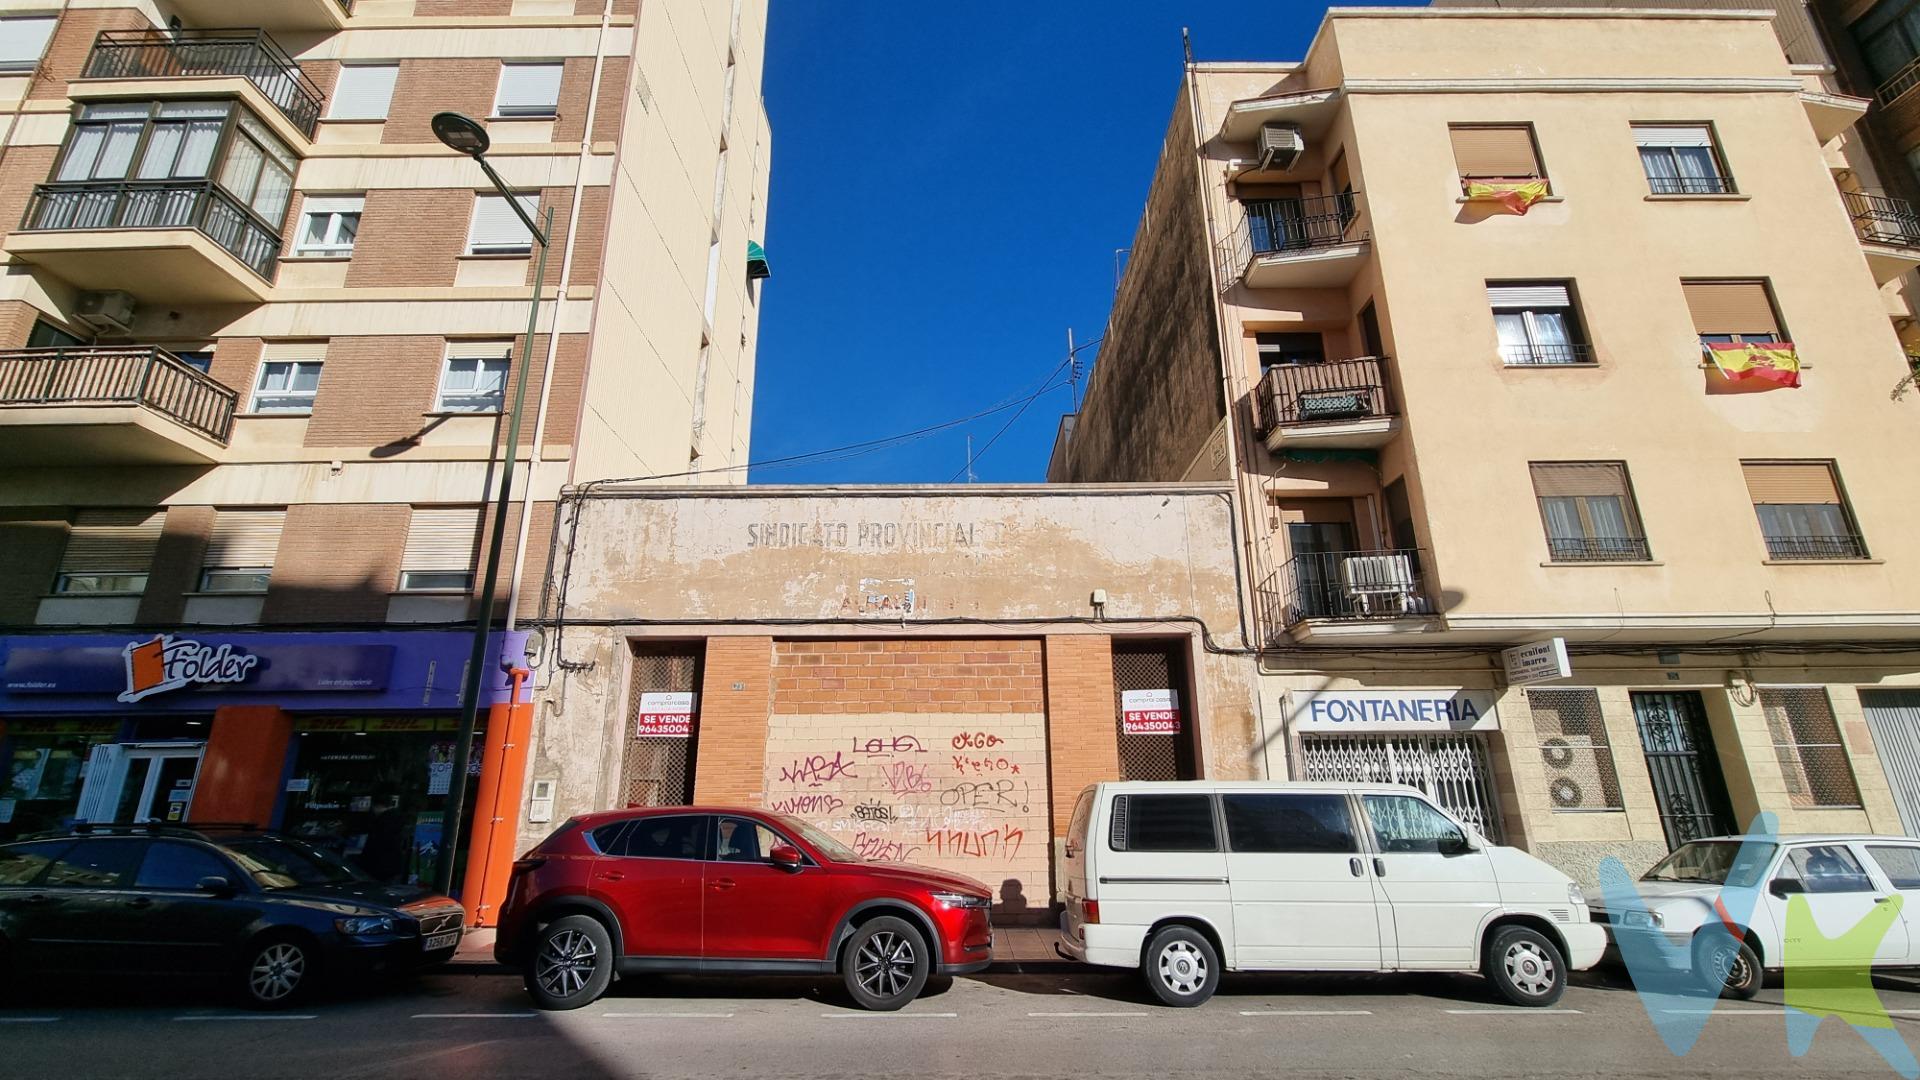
[411,1012,538,1019]
[173,1015,316,1022]
[601,1012,737,1019]
[1026,1011,1149,1017]
[1239,1009,1374,1016]
[820,1012,957,1018]
[1443,1008,1583,1015]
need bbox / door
[1631,693,1737,849]
[22,837,146,971]
[1285,517,1355,621]
[1100,792,1234,958]
[1861,843,1920,964]
[1248,198,1306,253]
[76,745,204,825]
[0,839,77,970]
[701,815,841,963]
[1222,791,1382,969]
[591,813,707,960]
[1359,793,1499,969]
[117,840,257,975]
[1763,843,1907,966]
[1862,691,1920,835]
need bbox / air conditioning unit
[1257,122,1306,173]
[73,290,135,335]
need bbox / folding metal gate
[1630,691,1735,850]
[1298,732,1503,842]
[1863,690,1920,836]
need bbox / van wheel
[527,915,613,1010]
[842,917,929,1011]
[1693,934,1762,1001]
[1143,925,1219,1007]
[1484,926,1566,1007]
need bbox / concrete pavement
[5,966,1920,1078]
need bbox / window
[199,509,284,594]
[1448,123,1546,188]
[607,815,708,860]
[715,816,789,863]
[1360,794,1465,854]
[1529,462,1649,562]
[1109,793,1217,852]
[1775,844,1873,894]
[1527,688,1623,811]
[1868,845,1920,890]
[1854,0,1920,90]
[57,102,224,183]
[215,112,296,224]
[134,841,233,890]
[438,344,511,412]
[1741,462,1866,560]
[54,509,162,594]
[173,351,213,373]
[702,236,722,324]
[250,360,322,413]
[42,838,144,887]
[1759,688,1862,808]
[328,64,398,121]
[493,62,564,118]
[0,840,71,885]
[466,193,540,255]
[0,16,55,73]
[1222,793,1358,853]
[400,507,480,592]
[1488,282,1590,365]
[1683,280,1782,347]
[295,196,362,256]
[1633,125,1734,195]
[27,320,86,349]
[1255,332,1325,368]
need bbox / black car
[0,823,466,1007]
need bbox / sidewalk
[449,925,1070,973]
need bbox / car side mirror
[1769,877,1804,898]
[197,875,234,895]
[1439,833,1473,856]
[769,844,804,870]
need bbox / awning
[747,240,770,280]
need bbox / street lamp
[431,111,553,898]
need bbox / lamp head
[431,111,490,157]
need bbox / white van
[1058,781,1606,1007]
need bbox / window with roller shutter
[1632,124,1734,195]
[1487,281,1592,366]
[466,193,540,256]
[55,510,164,595]
[1449,124,1548,189]
[1741,461,1867,560]
[1529,462,1650,563]
[327,65,398,121]
[199,510,285,593]
[400,508,480,592]
[493,62,563,119]
[1682,280,1783,346]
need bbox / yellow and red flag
[1704,341,1802,388]
[1464,179,1551,215]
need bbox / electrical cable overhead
[947,353,1077,483]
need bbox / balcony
[1250,357,1401,451]
[1764,534,1870,562]
[1844,190,1920,285]
[164,1,352,34]
[1258,549,1437,642]
[1219,193,1369,291]
[0,346,237,464]
[81,29,324,139]
[10,179,281,302]
[1546,536,1653,564]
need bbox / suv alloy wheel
[241,936,313,1009]
[527,914,615,1010]
[841,916,929,1011]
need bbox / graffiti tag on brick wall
[778,751,859,788]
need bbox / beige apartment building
[1051,6,1920,883]
[0,0,771,905]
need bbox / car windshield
[218,835,371,890]
[774,814,861,863]
[1642,840,1777,887]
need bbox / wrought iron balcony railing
[1763,533,1869,561]
[1251,357,1394,436]
[1845,189,1920,249]
[0,346,238,443]
[83,28,324,137]
[21,179,283,281]
[1500,342,1596,367]
[1647,174,1737,196]
[1877,54,1920,109]
[1259,549,1434,634]
[1546,535,1653,563]
[1245,192,1362,256]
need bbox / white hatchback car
[1598,834,1920,999]
[1057,781,1605,1007]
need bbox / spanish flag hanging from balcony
[1463,179,1551,215]
[1703,340,1802,388]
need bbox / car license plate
[423,931,459,951]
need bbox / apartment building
[0,0,772,905]
[1051,6,1920,883]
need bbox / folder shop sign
[1122,688,1181,735]
[120,635,259,703]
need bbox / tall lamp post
[430,111,552,898]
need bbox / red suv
[495,807,994,1011]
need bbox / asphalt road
[6,965,1920,1079]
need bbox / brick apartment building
[0,0,772,905]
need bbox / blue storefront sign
[0,630,528,714]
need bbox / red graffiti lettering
[922,825,1025,860]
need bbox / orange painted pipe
[460,667,533,927]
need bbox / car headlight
[931,891,991,910]
[1619,909,1665,930]
[1566,882,1587,907]
[336,916,396,936]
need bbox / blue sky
[746,2,1418,485]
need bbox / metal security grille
[1631,691,1736,850]
[1112,641,1195,780]
[1759,687,1861,809]
[1299,733,1502,842]
[619,644,701,808]
[1527,688,1623,811]
[1862,691,1920,835]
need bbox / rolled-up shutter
[1683,281,1779,335]
[466,193,540,253]
[1632,125,1714,148]
[59,509,163,573]
[205,509,285,568]
[493,63,564,116]
[403,508,480,573]
[1449,125,1542,178]
[1742,462,1842,504]
[1487,283,1571,308]
[327,64,399,121]
[1529,462,1631,499]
